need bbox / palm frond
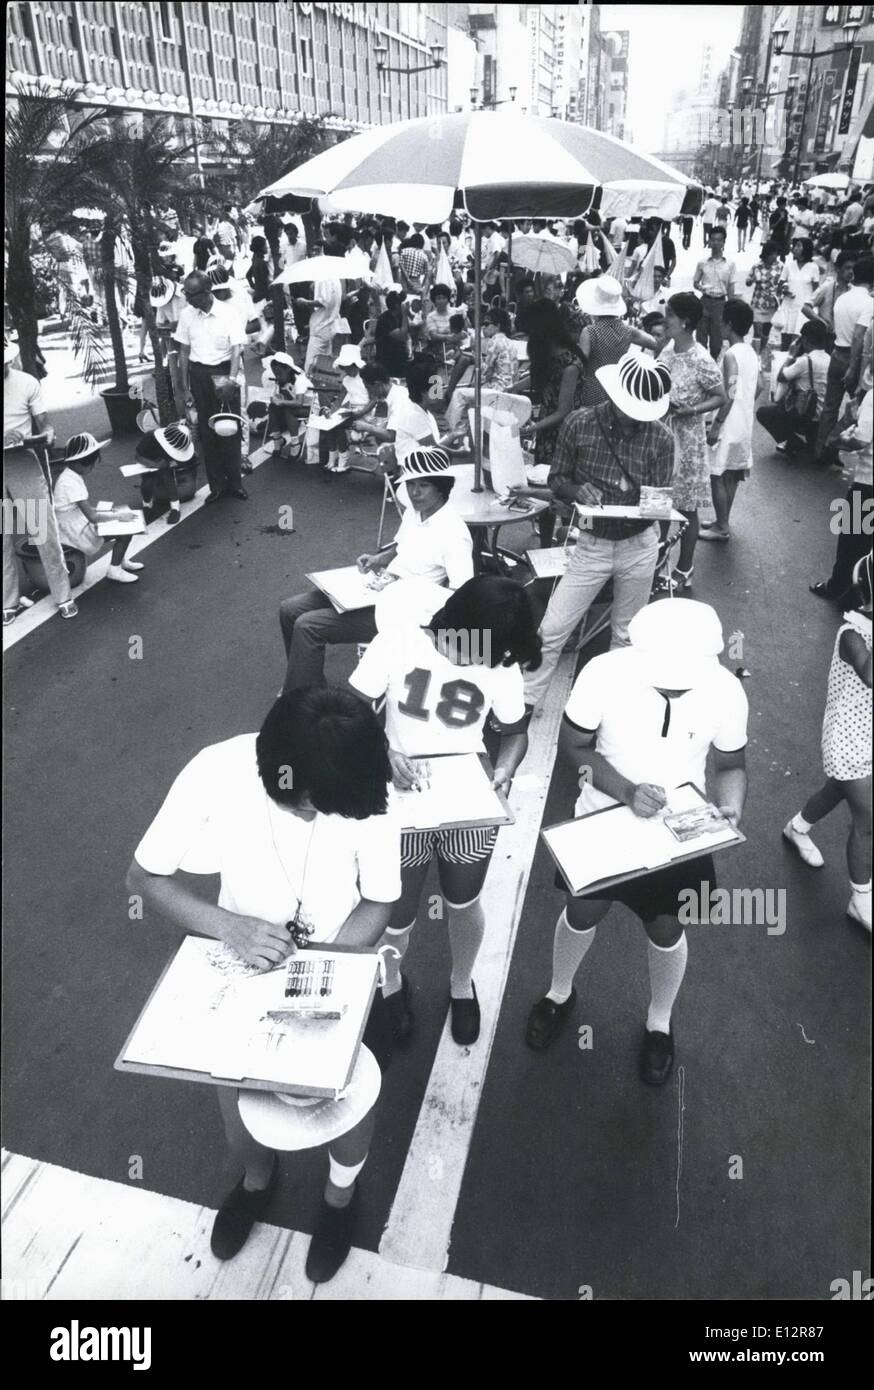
[67,291,111,391]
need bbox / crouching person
[125,687,401,1283]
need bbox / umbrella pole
[473,221,483,493]
[506,225,512,306]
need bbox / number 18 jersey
[349,624,526,756]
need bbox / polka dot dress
[822,611,872,782]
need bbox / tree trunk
[101,229,129,395]
[6,237,42,379]
[270,285,287,355]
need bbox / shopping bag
[488,420,527,495]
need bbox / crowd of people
[5,171,871,1288]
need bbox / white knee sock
[792,812,814,834]
[547,910,597,1004]
[849,880,871,895]
[447,897,485,999]
[380,922,414,997]
[328,1155,366,1188]
[646,933,688,1033]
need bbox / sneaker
[166,507,181,526]
[639,1024,675,1086]
[334,456,350,474]
[525,989,576,1050]
[382,974,413,1045]
[58,601,78,619]
[107,564,139,584]
[450,982,480,1045]
[3,609,17,627]
[847,892,872,931]
[210,1159,278,1261]
[122,559,144,572]
[305,1189,358,1284]
[782,820,824,868]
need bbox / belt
[190,359,232,373]
[704,293,727,300]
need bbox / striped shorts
[401,826,499,869]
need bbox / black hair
[791,236,814,262]
[485,306,511,334]
[723,297,753,336]
[361,363,391,387]
[406,359,438,404]
[425,577,542,672]
[430,283,452,303]
[256,686,391,817]
[429,475,455,501]
[799,319,829,350]
[761,239,780,260]
[250,235,267,255]
[449,312,466,332]
[407,233,425,250]
[524,298,585,395]
[448,218,463,236]
[425,224,442,238]
[851,254,873,286]
[708,224,727,240]
[667,291,703,331]
[641,311,666,334]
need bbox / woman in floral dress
[657,292,726,591]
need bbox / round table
[446,464,548,576]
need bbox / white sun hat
[628,598,724,690]
[237,1044,381,1151]
[575,274,625,317]
[596,349,672,422]
[154,423,194,462]
[333,344,366,370]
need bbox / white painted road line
[379,653,576,1272]
[0,1151,538,1301]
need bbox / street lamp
[471,84,517,110]
[774,17,863,183]
[374,40,444,75]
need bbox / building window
[300,36,312,76]
[158,2,175,42]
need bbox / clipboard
[542,783,745,897]
[575,504,687,523]
[307,564,394,613]
[394,752,513,833]
[115,936,380,1099]
[525,546,571,579]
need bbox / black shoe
[204,490,226,504]
[210,1158,278,1261]
[525,990,576,1050]
[639,1025,675,1086]
[305,1189,358,1284]
[809,580,836,600]
[241,460,255,474]
[166,507,181,526]
[382,974,413,1045]
[227,487,249,500]
[450,982,480,1045]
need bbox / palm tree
[213,115,342,206]
[76,114,207,426]
[4,83,108,376]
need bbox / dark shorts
[554,855,717,923]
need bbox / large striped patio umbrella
[261,112,699,487]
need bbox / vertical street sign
[838,46,862,135]
[814,69,836,152]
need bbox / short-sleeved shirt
[781,349,830,413]
[52,467,96,552]
[173,299,246,365]
[831,284,872,348]
[385,384,439,460]
[549,401,675,540]
[349,623,525,756]
[694,255,737,296]
[3,368,45,438]
[134,734,401,937]
[482,333,516,390]
[387,501,474,589]
[564,648,749,816]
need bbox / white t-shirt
[701,198,720,222]
[564,648,749,816]
[350,622,525,756]
[3,368,45,438]
[53,467,97,552]
[832,284,873,349]
[173,299,247,365]
[386,383,439,459]
[134,734,401,939]
[387,501,473,589]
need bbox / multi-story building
[466,3,529,110]
[522,3,559,116]
[5,2,464,132]
[554,4,583,123]
[603,27,628,138]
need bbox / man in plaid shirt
[399,234,432,297]
[523,350,675,709]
